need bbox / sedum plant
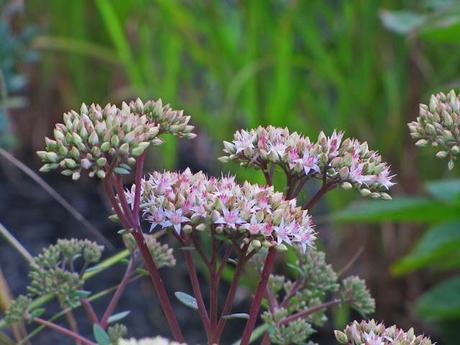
[2,97,433,345]
[334,319,433,345]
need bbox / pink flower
[296,152,320,175]
[274,220,293,245]
[161,209,189,234]
[363,332,384,345]
[215,207,244,229]
[241,215,265,235]
[147,208,166,232]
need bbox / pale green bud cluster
[122,233,176,269]
[340,276,375,316]
[128,98,195,139]
[28,267,83,307]
[335,319,433,345]
[25,239,103,308]
[262,309,314,345]
[108,324,129,345]
[409,90,460,170]
[298,249,339,296]
[38,98,195,179]
[260,249,374,345]
[145,235,176,268]
[119,337,186,345]
[4,295,32,324]
[56,238,104,264]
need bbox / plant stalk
[240,247,277,345]
[100,257,135,328]
[32,318,96,345]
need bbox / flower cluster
[130,169,316,251]
[341,276,375,316]
[335,319,433,345]
[37,99,195,179]
[119,337,185,345]
[108,324,129,345]
[262,309,314,345]
[4,295,31,324]
[409,90,460,170]
[220,126,394,199]
[261,249,374,345]
[123,233,176,268]
[28,239,102,307]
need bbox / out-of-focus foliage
[23,0,460,178]
[335,179,460,343]
[0,0,37,147]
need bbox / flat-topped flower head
[221,126,395,199]
[334,319,433,345]
[409,90,460,170]
[37,98,195,179]
[130,169,316,251]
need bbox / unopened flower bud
[380,193,392,200]
[436,151,448,158]
[97,170,106,179]
[277,243,288,252]
[101,142,111,152]
[334,330,348,344]
[195,223,207,232]
[360,188,371,197]
[415,139,428,147]
[341,182,353,190]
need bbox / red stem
[132,154,145,227]
[106,173,184,342]
[32,318,96,345]
[261,333,271,345]
[183,249,211,336]
[240,247,277,345]
[132,230,185,342]
[280,277,303,308]
[302,181,336,210]
[209,232,218,331]
[103,178,131,229]
[212,247,250,343]
[114,175,135,226]
[100,257,135,328]
[281,299,342,325]
[80,298,99,325]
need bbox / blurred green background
[2,0,460,343]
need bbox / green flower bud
[96,170,106,179]
[119,143,130,155]
[101,142,111,152]
[334,330,348,344]
[88,131,99,145]
[111,135,120,147]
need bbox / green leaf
[416,276,460,320]
[93,324,111,345]
[392,222,460,275]
[425,179,460,202]
[333,197,459,223]
[113,167,131,175]
[174,291,198,310]
[222,313,250,320]
[71,290,91,298]
[107,310,131,324]
[286,263,303,276]
[227,258,238,265]
[30,308,45,319]
[380,10,426,34]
